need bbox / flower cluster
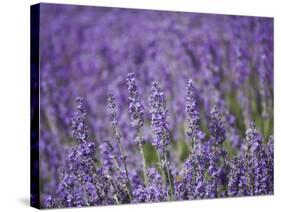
[210,105,226,146]
[185,79,200,141]
[44,76,273,208]
[150,81,170,152]
[126,72,145,132]
[133,168,168,203]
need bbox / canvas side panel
[30,3,40,209]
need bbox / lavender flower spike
[133,168,168,203]
[149,81,173,199]
[150,81,170,151]
[126,72,145,132]
[185,79,201,149]
[126,72,148,184]
[246,121,262,151]
[71,97,88,143]
[228,157,250,197]
[210,105,226,146]
[245,121,272,195]
[107,92,133,201]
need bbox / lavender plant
[126,72,148,184]
[107,92,133,201]
[185,79,201,149]
[149,81,174,199]
[37,3,273,208]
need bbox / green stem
[110,142,132,201]
[157,151,174,201]
[112,125,133,201]
[139,144,148,185]
[191,136,194,150]
[136,128,148,185]
[164,151,174,200]
[117,141,133,201]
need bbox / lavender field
[38,3,273,208]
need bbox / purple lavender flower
[126,72,148,184]
[210,105,226,146]
[50,98,116,207]
[149,81,170,151]
[149,81,174,199]
[99,140,114,172]
[71,97,89,143]
[107,92,133,201]
[185,79,205,151]
[126,72,145,132]
[174,154,209,200]
[185,79,200,140]
[246,122,263,152]
[266,135,274,194]
[228,157,251,197]
[133,168,168,203]
[107,92,119,130]
[245,122,272,195]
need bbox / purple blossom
[246,121,263,152]
[246,122,272,195]
[133,168,168,203]
[185,79,200,141]
[174,154,209,200]
[126,72,145,131]
[126,72,148,184]
[99,140,114,172]
[149,81,170,151]
[71,97,89,143]
[107,92,133,201]
[228,157,251,197]
[210,105,226,146]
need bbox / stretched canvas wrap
[30,3,274,209]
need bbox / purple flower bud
[228,157,251,197]
[246,121,262,152]
[150,81,170,151]
[126,72,144,130]
[185,79,200,140]
[210,105,225,145]
[71,97,88,143]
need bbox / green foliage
[143,143,159,166]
